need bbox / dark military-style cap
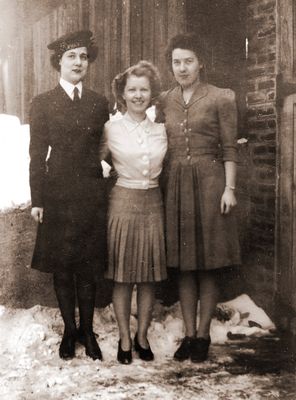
[48,30,98,70]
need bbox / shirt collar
[59,77,83,100]
[123,112,151,133]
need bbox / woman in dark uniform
[29,30,109,360]
[156,33,241,362]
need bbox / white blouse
[100,112,167,190]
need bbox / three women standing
[30,29,240,365]
[100,61,167,364]
[156,33,241,362]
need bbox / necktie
[73,87,80,103]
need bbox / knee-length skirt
[164,155,241,271]
[31,176,108,277]
[105,185,167,283]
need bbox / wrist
[225,184,235,191]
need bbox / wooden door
[276,0,296,311]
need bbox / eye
[80,54,88,61]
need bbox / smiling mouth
[72,69,82,73]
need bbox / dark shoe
[134,333,154,361]
[190,337,211,363]
[173,336,194,361]
[59,333,76,360]
[117,340,132,364]
[78,330,102,360]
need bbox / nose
[74,56,82,65]
[135,90,142,98]
[179,62,186,72]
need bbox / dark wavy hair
[165,33,207,81]
[50,45,98,72]
[112,60,161,113]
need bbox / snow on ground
[0,114,31,211]
[0,294,285,400]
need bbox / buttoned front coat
[156,83,241,270]
[29,84,109,274]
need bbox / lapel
[50,84,92,133]
[173,83,208,108]
[52,84,74,109]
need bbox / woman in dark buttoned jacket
[156,33,241,362]
[29,31,109,361]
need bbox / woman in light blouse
[99,61,167,364]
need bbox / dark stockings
[53,272,76,336]
[76,273,96,335]
[53,272,96,336]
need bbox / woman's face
[123,74,152,117]
[59,46,89,85]
[171,48,203,89]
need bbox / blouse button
[186,147,190,153]
[185,137,189,143]
[142,169,149,176]
[142,155,149,162]
[137,137,144,144]
[187,155,191,160]
[184,128,188,133]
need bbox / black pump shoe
[117,340,132,364]
[190,337,211,363]
[59,333,76,360]
[78,330,102,360]
[134,333,154,361]
[173,336,193,361]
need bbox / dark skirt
[106,186,167,283]
[164,155,241,271]
[31,177,108,277]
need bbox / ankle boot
[76,279,103,360]
[59,331,77,360]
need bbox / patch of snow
[0,294,280,400]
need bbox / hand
[31,207,44,223]
[220,188,237,214]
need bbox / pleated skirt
[106,185,167,283]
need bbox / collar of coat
[173,82,208,108]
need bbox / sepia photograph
[0,0,295,398]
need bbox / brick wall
[243,0,277,316]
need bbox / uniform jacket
[29,84,109,207]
